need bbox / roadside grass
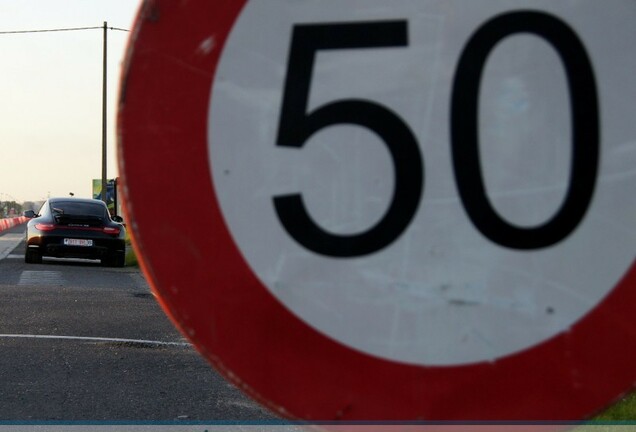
[595,392,636,421]
[124,231,138,267]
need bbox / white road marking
[0,233,23,260]
[0,334,191,347]
[18,270,65,286]
[217,397,263,411]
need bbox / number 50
[274,11,599,257]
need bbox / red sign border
[118,0,636,420]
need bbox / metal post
[101,21,108,205]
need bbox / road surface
[0,224,279,422]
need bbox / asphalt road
[0,224,279,422]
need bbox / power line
[0,25,128,35]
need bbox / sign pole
[101,21,108,205]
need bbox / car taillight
[103,226,120,235]
[35,223,56,231]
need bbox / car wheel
[114,251,126,268]
[25,249,42,264]
[102,252,125,268]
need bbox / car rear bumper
[27,237,125,260]
[42,244,113,259]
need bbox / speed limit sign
[119,0,636,420]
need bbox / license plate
[63,238,93,247]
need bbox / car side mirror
[24,210,36,218]
[112,215,124,223]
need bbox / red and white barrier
[0,216,28,233]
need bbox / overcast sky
[0,1,140,202]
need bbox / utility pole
[101,21,108,205]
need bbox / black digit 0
[451,11,599,249]
[275,22,423,257]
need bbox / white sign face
[208,0,636,366]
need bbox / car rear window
[50,201,107,218]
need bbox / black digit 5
[275,21,424,257]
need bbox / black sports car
[24,198,126,267]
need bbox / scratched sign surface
[119,0,636,420]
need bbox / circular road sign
[118,0,636,420]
